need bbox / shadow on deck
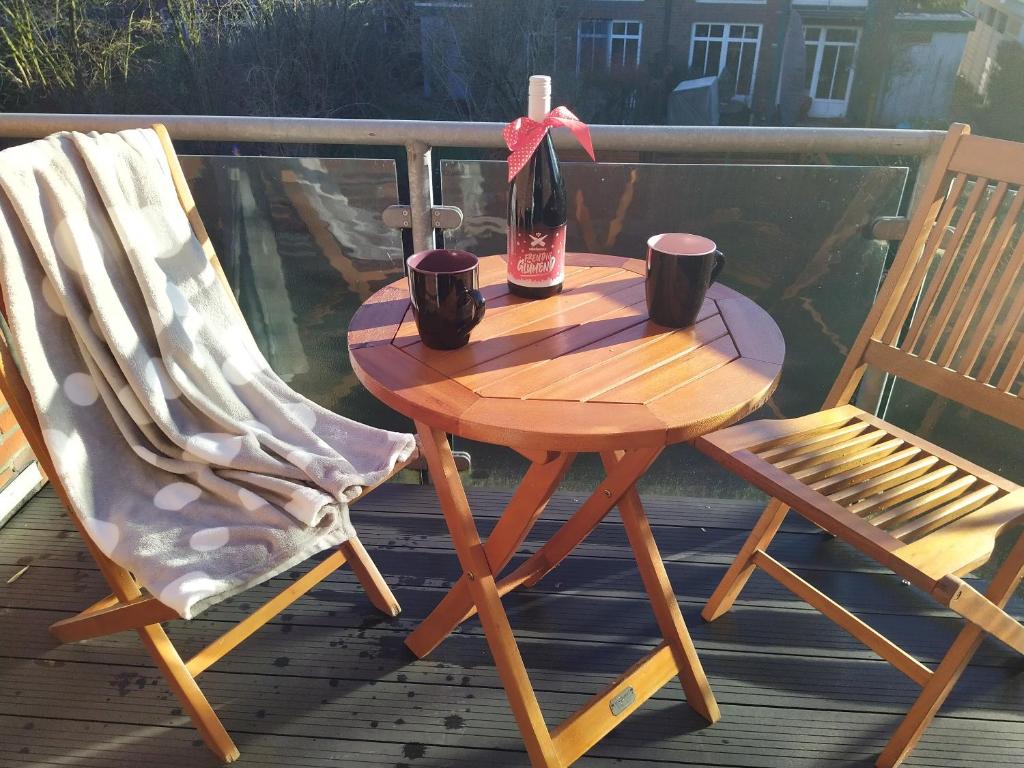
[1,483,1023,767]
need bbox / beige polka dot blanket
[0,129,416,619]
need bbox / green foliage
[0,1,420,118]
[0,0,159,108]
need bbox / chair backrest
[829,124,1024,431]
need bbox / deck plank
[1,484,1023,767]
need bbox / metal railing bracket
[383,205,463,232]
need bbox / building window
[689,23,762,100]
[804,26,860,118]
[577,20,643,73]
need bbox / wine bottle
[507,75,567,299]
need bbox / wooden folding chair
[697,123,1024,768]
[0,125,414,763]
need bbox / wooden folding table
[348,253,784,767]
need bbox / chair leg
[877,532,1024,768]
[342,537,401,618]
[68,544,240,761]
[50,595,179,643]
[702,498,790,622]
[139,624,240,763]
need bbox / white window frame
[576,19,643,74]
[804,25,861,119]
[688,22,763,102]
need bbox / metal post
[406,141,435,253]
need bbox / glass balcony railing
[8,115,1012,501]
[174,149,919,498]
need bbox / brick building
[412,1,973,126]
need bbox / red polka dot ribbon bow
[503,106,595,182]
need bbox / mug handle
[457,287,487,334]
[710,250,726,284]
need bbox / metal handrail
[0,112,943,252]
[0,111,937,418]
[0,113,943,154]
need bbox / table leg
[515,446,663,589]
[412,427,720,767]
[601,451,721,724]
[406,448,574,659]
[414,423,562,766]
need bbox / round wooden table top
[349,253,784,452]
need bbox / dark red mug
[407,249,486,350]
[645,233,726,328]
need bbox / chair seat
[696,404,1024,588]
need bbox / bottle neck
[528,90,550,122]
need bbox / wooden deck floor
[1,483,1023,767]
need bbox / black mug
[645,233,726,328]
[407,249,486,350]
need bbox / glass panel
[723,43,742,96]
[737,41,757,95]
[709,24,725,37]
[816,45,839,99]
[440,161,908,494]
[832,45,856,101]
[805,42,819,89]
[707,41,723,74]
[692,40,709,75]
[805,25,821,41]
[611,37,625,66]
[826,27,859,43]
[624,38,639,67]
[180,156,410,434]
[695,23,710,37]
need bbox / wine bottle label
[508,225,566,288]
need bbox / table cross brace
[409,423,720,768]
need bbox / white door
[804,26,860,119]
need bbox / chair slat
[810,446,923,494]
[943,188,1024,369]
[981,288,1024,387]
[882,172,968,345]
[889,485,1001,542]
[742,407,860,455]
[997,334,1024,393]
[919,181,1009,361]
[901,178,988,354]
[960,229,1024,377]
[870,474,977,529]
[771,429,888,472]
[830,455,941,505]
[847,464,958,517]
[791,437,905,483]
[757,421,871,462]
